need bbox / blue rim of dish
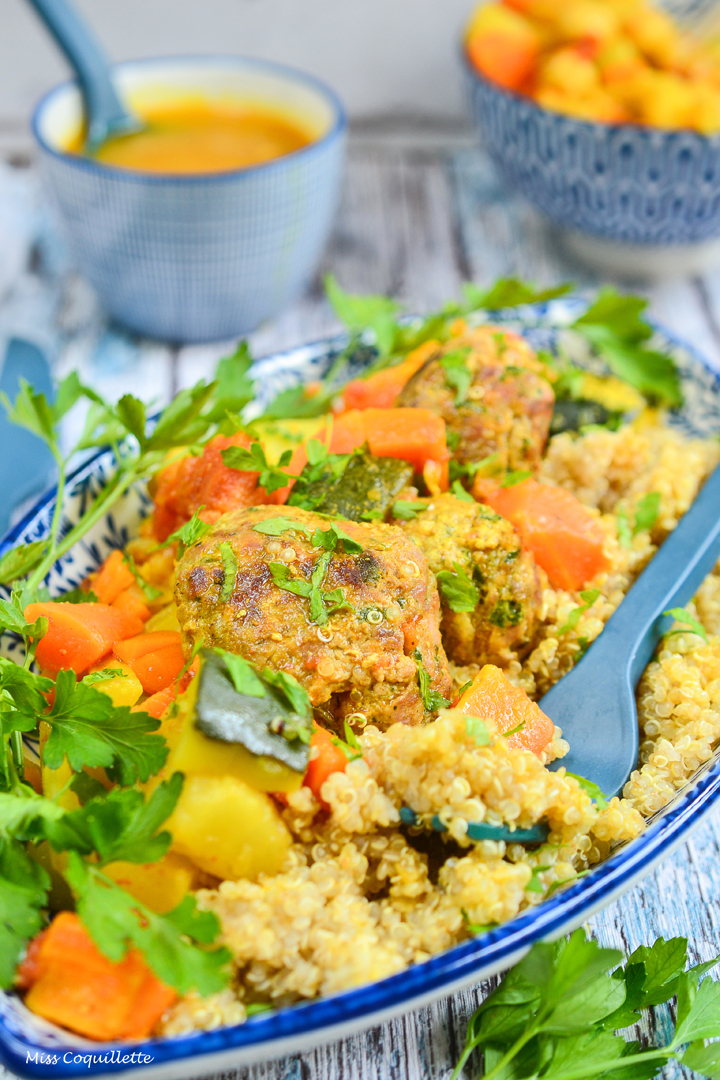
[461,45,720,145]
[2,316,720,1076]
[31,54,348,184]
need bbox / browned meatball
[175,505,452,728]
[398,494,542,667]
[397,325,554,473]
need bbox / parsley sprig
[413,649,451,713]
[452,928,720,1080]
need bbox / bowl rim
[461,43,720,145]
[2,313,720,1078]
[30,53,347,185]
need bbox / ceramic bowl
[463,58,720,277]
[32,56,346,343]
[2,301,720,1078]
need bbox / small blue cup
[32,56,346,343]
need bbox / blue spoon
[540,460,720,799]
[26,0,141,153]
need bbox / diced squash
[329,407,450,479]
[152,432,284,542]
[168,775,291,881]
[25,602,144,676]
[252,417,327,464]
[303,726,348,805]
[21,912,176,1041]
[92,549,135,605]
[341,341,439,411]
[145,603,181,634]
[87,660,143,707]
[475,477,609,591]
[456,664,555,757]
[111,582,151,623]
[104,852,200,914]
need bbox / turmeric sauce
[68,98,312,174]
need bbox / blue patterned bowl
[32,57,346,343]
[1,305,720,1077]
[464,56,720,247]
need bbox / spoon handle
[598,458,720,685]
[26,0,138,151]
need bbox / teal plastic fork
[539,460,720,798]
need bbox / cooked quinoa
[151,416,720,1031]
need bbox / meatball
[175,505,452,728]
[398,493,542,667]
[397,325,554,473]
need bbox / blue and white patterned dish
[1,305,720,1079]
[464,58,720,246]
[32,56,346,343]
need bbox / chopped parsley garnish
[221,441,295,493]
[413,648,451,712]
[332,720,363,762]
[219,542,238,602]
[160,507,213,557]
[436,562,480,613]
[501,470,532,488]
[634,491,661,534]
[489,599,523,628]
[663,608,709,643]
[440,349,472,406]
[451,479,475,502]
[123,551,163,601]
[392,500,425,520]
[565,771,609,809]
[558,589,600,636]
[82,667,127,686]
[269,550,353,627]
[252,517,311,538]
[465,715,490,746]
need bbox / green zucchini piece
[195,650,311,772]
[292,448,414,522]
[550,398,623,436]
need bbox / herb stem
[533,1048,675,1080]
[9,731,24,780]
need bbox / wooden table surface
[1,128,720,1080]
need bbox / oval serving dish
[2,299,720,1079]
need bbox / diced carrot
[152,432,285,542]
[134,683,177,719]
[475,477,609,591]
[113,630,183,665]
[341,341,439,411]
[92,549,134,605]
[21,912,176,1042]
[456,664,555,756]
[112,583,151,623]
[129,644,186,695]
[25,602,144,677]
[303,726,348,806]
[330,408,450,479]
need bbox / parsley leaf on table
[43,670,167,783]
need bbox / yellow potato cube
[168,774,291,881]
[145,603,181,634]
[169,718,303,794]
[87,661,143,707]
[41,756,81,811]
[538,47,600,95]
[104,852,200,913]
[252,417,327,465]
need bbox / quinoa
[175,417,720,1023]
